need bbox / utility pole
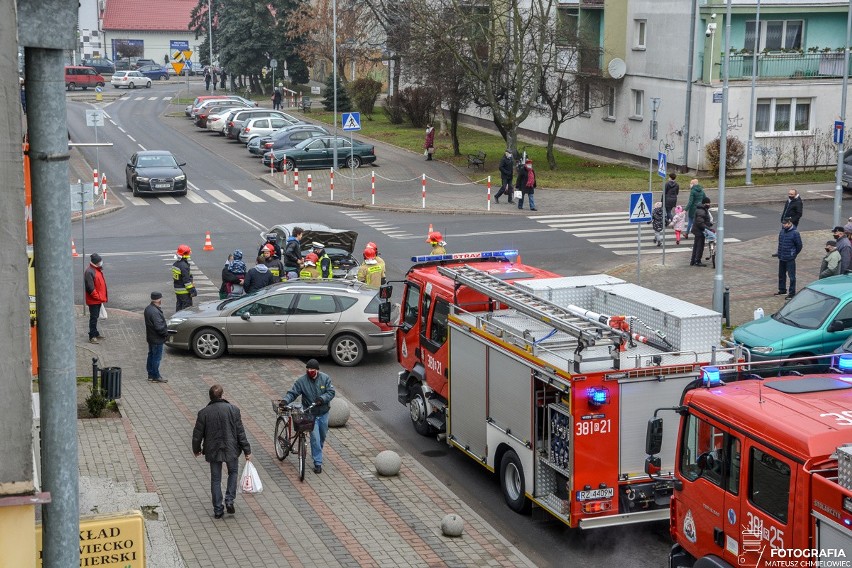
[713,0,733,315]
[834,0,852,228]
[208,0,215,91]
[332,0,338,172]
[745,0,761,185]
[682,0,697,172]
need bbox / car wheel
[67,82,76,91]
[345,156,361,169]
[284,158,295,172]
[500,450,531,514]
[126,175,131,189]
[177,189,187,197]
[329,333,364,367]
[129,82,136,89]
[82,86,88,90]
[145,81,151,88]
[132,182,140,197]
[275,159,284,173]
[191,328,226,359]
[112,84,118,89]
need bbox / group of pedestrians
[494,150,537,211]
[650,174,716,266]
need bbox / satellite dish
[607,58,626,79]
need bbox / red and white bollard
[281,154,287,185]
[307,174,312,198]
[371,171,376,205]
[487,176,491,211]
[101,173,108,205]
[421,173,426,209]
[329,167,334,201]
[294,167,299,191]
[270,151,275,177]
[93,169,99,198]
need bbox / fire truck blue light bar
[410,250,520,263]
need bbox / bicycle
[272,400,318,481]
[705,229,717,268]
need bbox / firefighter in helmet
[365,241,386,285]
[356,247,384,288]
[262,243,285,282]
[311,242,333,279]
[172,244,196,311]
[258,232,281,260]
[299,253,321,280]
[427,231,446,255]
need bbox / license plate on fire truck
[576,488,614,501]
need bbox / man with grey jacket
[280,359,336,474]
[192,385,252,519]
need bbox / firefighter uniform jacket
[356,260,384,288]
[299,265,321,280]
[265,258,286,281]
[172,258,195,296]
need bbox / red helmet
[304,253,319,266]
[262,243,275,254]
[426,231,443,244]
[366,241,378,252]
[363,247,377,260]
[177,244,192,256]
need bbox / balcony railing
[726,52,852,80]
[578,46,603,75]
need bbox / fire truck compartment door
[449,328,488,459]
[815,512,852,552]
[619,375,696,476]
[487,348,532,447]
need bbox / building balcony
[578,46,604,75]
[726,52,851,80]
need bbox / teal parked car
[733,274,852,361]
[270,136,376,171]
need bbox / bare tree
[811,128,825,172]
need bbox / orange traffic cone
[71,239,79,257]
[428,223,433,234]
[203,231,215,251]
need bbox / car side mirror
[828,321,845,333]
[178,162,186,167]
[241,312,251,321]
[378,301,392,324]
[127,163,133,168]
[645,417,664,456]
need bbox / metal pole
[834,0,852,229]
[332,0,338,171]
[28,46,80,568]
[662,171,667,266]
[350,130,355,199]
[94,119,100,202]
[80,182,85,299]
[713,0,732,314]
[745,0,761,185]
[682,0,698,172]
[637,224,642,285]
[208,0,214,91]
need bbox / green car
[733,274,852,361]
[271,136,376,171]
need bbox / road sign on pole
[657,152,667,178]
[85,109,105,127]
[342,112,361,131]
[629,192,653,223]
[834,120,845,145]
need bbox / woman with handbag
[516,159,538,211]
[424,124,435,161]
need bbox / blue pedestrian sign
[834,121,845,145]
[657,152,667,179]
[342,112,361,131]
[629,192,653,223]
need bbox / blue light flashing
[410,250,520,263]
[846,518,851,527]
[587,387,609,407]
[702,367,722,387]
[838,354,852,373]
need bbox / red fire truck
[382,250,732,528]
[645,358,852,567]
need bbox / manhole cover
[357,401,381,412]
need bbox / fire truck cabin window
[748,448,790,523]
[430,299,449,346]
[680,414,726,486]
[402,283,420,327]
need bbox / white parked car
[238,116,294,144]
[111,70,151,89]
[207,109,241,135]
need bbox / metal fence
[727,52,852,80]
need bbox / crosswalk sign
[342,112,361,131]
[629,192,653,223]
[657,152,667,178]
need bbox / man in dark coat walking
[663,173,679,222]
[776,218,803,299]
[781,188,803,227]
[690,197,712,267]
[494,149,515,204]
[192,385,252,519]
[144,291,168,383]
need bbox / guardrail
[727,52,852,80]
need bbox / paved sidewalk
[75,309,534,568]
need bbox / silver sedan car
[166,280,397,366]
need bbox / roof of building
[102,0,199,32]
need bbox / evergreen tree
[322,74,352,112]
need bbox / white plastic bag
[513,190,523,200]
[99,305,108,319]
[240,461,262,494]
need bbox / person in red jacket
[83,253,108,344]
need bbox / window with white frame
[635,20,647,49]
[631,89,644,119]
[745,20,803,51]
[606,87,616,119]
[755,97,811,134]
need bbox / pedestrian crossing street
[124,187,293,206]
[530,211,744,256]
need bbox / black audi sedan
[125,151,188,197]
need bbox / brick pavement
[76,309,534,567]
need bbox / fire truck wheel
[409,388,435,436]
[500,450,531,514]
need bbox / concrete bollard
[441,514,464,537]
[374,450,401,477]
[327,398,350,427]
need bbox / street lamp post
[208,0,215,91]
[713,0,733,315]
[332,0,338,170]
[745,0,761,185]
[834,0,852,228]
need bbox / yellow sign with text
[36,511,145,567]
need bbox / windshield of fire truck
[772,288,838,330]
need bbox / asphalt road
[65,86,842,567]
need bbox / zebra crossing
[158,253,219,299]
[530,211,742,256]
[124,187,293,206]
[340,211,418,239]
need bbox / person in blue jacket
[776,217,803,300]
[280,359,336,474]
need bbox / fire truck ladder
[438,265,628,369]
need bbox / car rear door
[285,292,342,351]
[224,292,295,352]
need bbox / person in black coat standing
[144,291,169,383]
[781,189,803,227]
[494,149,515,204]
[663,173,679,223]
[192,385,252,519]
[690,197,712,267]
